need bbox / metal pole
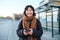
[38,13,40,21]
[51,7,54,37]
[45,4,48,30]
[39,14,41,18]
[46,11,48,30]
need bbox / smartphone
[25,29,31,32]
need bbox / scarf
[22,15,37,40]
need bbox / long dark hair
[23,5,36,16]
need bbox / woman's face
[25,7,33,17]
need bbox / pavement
[41,30,60,40]
[0,20,60,40]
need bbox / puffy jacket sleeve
[16,20,27,38]
[32,19,43,37]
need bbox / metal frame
[35,0,60,37]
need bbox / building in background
[13,13,23,20]
[36,0,60,37]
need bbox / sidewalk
[41,30,60,40]
[0,20,60,40]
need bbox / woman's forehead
[26,7,33,10]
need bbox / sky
[0,0,43,17]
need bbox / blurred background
[0,0,60,40]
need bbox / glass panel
[40,12,46,29]
[53,10,59,34]
[47,12,52,31]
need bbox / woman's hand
[23,29,28,35]
[28,28,33,35]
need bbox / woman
[16,5,43,40]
